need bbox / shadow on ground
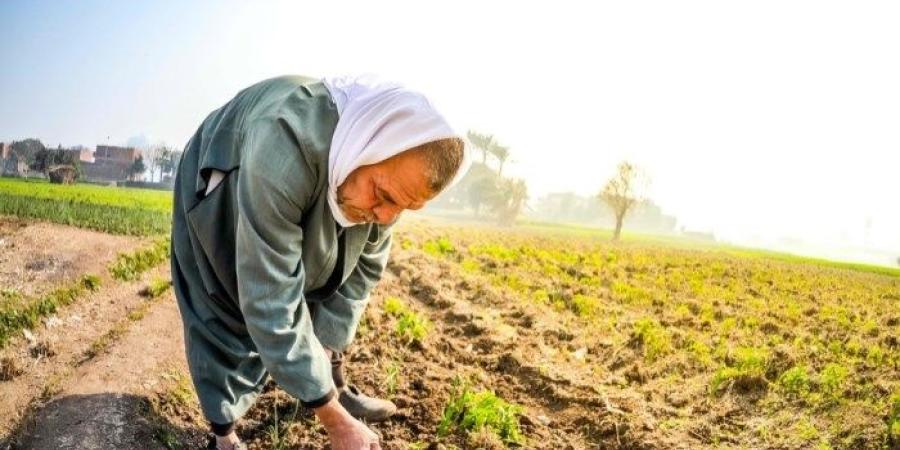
[2,393,204,450]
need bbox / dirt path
[0,217,143,299]
[9,287,186,450]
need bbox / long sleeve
[313,226,393,351]
[235,119,335,407]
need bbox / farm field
[0,177,172,235]
[0,181,898,449]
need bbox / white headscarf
[322,74,472,227]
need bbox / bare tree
[142,146,159,182]
[598,161,648,241]
[153,145,173,182]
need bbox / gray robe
[170,75,392,424]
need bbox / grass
[148,369,198,450]
[519,218,900,278]
[383,361,401,396]
[0,177,172,235]
[438,379,525,446]
[155,369,197,415]
[267,399,301,450]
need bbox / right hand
[315,397,381,450]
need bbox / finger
[370,443,382,450]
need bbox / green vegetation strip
[0,275,100,348]
[0,177,172,235]
[110,239,171,281]
[0,239,171,348]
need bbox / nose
[373,204,402,224]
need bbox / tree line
[2,138,180,184]
[435,130,649,241]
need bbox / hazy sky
[1,1,898,260]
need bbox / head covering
[322,74,472,227]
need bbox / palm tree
[466,130,495,165]
[492,144,510,176]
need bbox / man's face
[336,151,435,225]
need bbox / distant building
[1,142,29,176]
[68,145,94,163]
[82,145,143,182]
[94,145,140,164]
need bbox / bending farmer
[170,75,469,450]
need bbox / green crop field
[0,177,173,235]
[2,175,898,447]
[399,221,900,448]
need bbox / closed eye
[377,188,396,207]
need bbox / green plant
[710,347,769,394]
[778,366,811,397]
[688,340,713,366]
[818,363,848,399]
[632,318,671,361]
[383,296,405,316]
[395,311,430,344]
[81,274,102,291]
[0,288,21,303]
[383,362,400,396]
[423,237,456,257]
[153,427,180,449]
[889,392,900,440]
[570,294,601,318]
[143,277,172,299]
[438,380,524,445]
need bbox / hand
[315,398,381,450]
[327,416,380,450]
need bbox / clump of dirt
[0,217,27,237]
[467,428,505,449]
[0,356,22,381]
[24,255,65,272]
[28,340,55,359]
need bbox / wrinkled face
[336,151,435,225]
